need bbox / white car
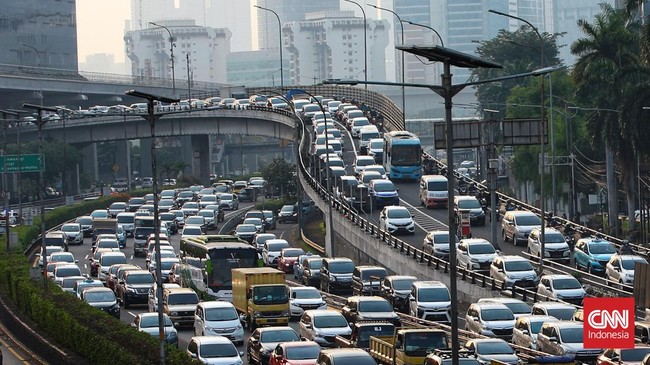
[61,223,83,245]
[408,281,452,323]
[218,193,239,210]
[133,313,178,348]
[350,117,370,137]
[605,254,648,286]
[193,301,244,345]
[186,335,243,365]
[298,309,351,348]
[489,255,538,290]
[527,227,571,264]
[536,274,586,306]
[181,225,204,240]
[464,302,516,340]
[262,239,290,267]
[289,287,327,318]
[456,238,497,272]
[378,206,415,235]
[511,314,559,350]
[353,156,376,176]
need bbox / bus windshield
[207,247,258,290]
[391,145,421,166]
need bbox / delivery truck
[232,267,289,330]
[369,329,448,365]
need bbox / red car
[270,341,321,365]
[89,249,112,277]
[277,248,305,273]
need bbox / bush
[255,197,296,214]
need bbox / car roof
[498,255,528,262]
[413,280,447,288]
[532,301,576,308]
[541,274,576,280]
[478,298,526,305]
[473,302,510,310]
[455,195,478,201]
[257,326,296,333]
[305,309,344,317]
[544,321,582,329]
[199,301,236,309]
[516,314,559,323]
[190,335,234,345]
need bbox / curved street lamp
[254,5,284,90]
[343,0,368,89]
[401,20,445,47]
[149,22,176,94]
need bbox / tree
[571,3,649,231]
[470,26,563,115]
[261,158,296,198]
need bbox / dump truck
[232,267,289,330]
[369,328,448,365]
[335,321,396,350]
[92,218,117,243]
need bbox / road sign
[0,154,44,173]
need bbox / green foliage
[260,158,297,198]
[255,197,296,214]
[0,252,199,364]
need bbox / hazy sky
[77,0,131,63]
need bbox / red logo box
[583,297,635,349]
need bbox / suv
[531,301,577,321]
[352,265,388,296]
[501,210,541,246]
[320,258,354,294]
[379,275,417,312]
[44,231,68,252]
[302,258,323,287]
[116,269,154,308]
[368,179,399,207]
[82,287,121,319]
[464,302,516,340]
[536,275,586,306]
[193,301,244,345]
[112,177,129,192]
[408,281,452,323]
[341,296,400,326]
[511,314,559,350]
[456,238,497,272]
[379,206,415,235]
[454,196,486,226]
[162,287,200,328]
[536,321,601,361]
[299,310,351,348]
[527,227,570,264]
[423,230,459,259]
[489,255,538,289]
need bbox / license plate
[267,319,277,323]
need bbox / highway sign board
[0,154,44,173]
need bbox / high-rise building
[283,11,389,85]
[125,20,231,84]
[130,0,252,52]
[0,0,78,71]
[255,0,340,50]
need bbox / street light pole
[20,43,44,105]
[369,5,405,126]
[21,103,58,287]
[0,110,18,251]
[344,0,368,89]
[254,5,284,90]
[7,110,25,223]
[489,9,547,274]
[401,20,445,46]
[124,90,179,365]
[149,22,176,94]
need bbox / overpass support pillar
[139,138,152,178]
[191,135,210,186]
[81,143,99,183]
[113,140,130,181]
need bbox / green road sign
[0,154,44,173]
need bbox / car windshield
[314,315,349,328]
[62,225,79,232]
[329,261,354,273]
[98,240,119,249]
[391,278,414,291]
[419,288,450,302]
[404,332,448,356]
[186,217,204,225]
[544,232,566,243]
[200,343,238,358]
[622,257,647,269]
[283,249,303,258]
[199,211,214,218]
[559,327,583,343]
[140,315,173,328]
[503,302,531,315]
[285,345,321,360]
[387,209,410,219]
[50,254,74,262]
[306,260,322,270]
[160,261,178,270]
[620,348,650,361]
[458,199,481,209]
[130,198,145,205]
[62,277,83,288]
[244,218,262,225]
[514,215,541,225]
[253,286,288,304]
[160,213,175,221]
[360,269,387,280]
[159,200,173,207]
[127,273,153,284]
[57,267,81,277]
[167,293,198,305]
[268,242,290,252]
[476,341,513,355]
[468,244,495,255]
[237,226,257,233]
[281,206,293,213]
[546,308,576,320]
[117,215,134,223]
[504,261,534,272]
[553,278,582,289]
[110,203,126,209]
[260,330,299,343]
[589,242,617,254]
[205,307,239,321]
[481,308,514,321]
[358,300,392,312]
[85,291,115,303]
[77,217,93,225]
[294,289,321,299]
[179,191,194,198]
[221,194,233,201]
[101,255,127,266]
[184,227,202,235]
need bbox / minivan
[419,175,448,208]
[359,125,380,154]
[502,211,542,246]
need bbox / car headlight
[235,324,243,330]
[167,331,177,339]
[329,276,336,282]
[171,311,178,316]
[543,251,550,257]
[563,250,570,257]
[470,258,479,262]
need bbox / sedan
[234,224,258,244]
[132,312,178,348]
[247,327,300,365]
[269,341,321,365]
[61,223,83,245]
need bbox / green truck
[232,267,289,330]
[369,329,449,365]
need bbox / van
[419,175,448,208]
[44,231,68,252]
[501,210,541,246]
[359,125,380,154]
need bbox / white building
[124,19,231,84]
[283,11,389,85]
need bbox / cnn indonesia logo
[584,297,635,349]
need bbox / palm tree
[173,161,190,179]
[571,3,648,231]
